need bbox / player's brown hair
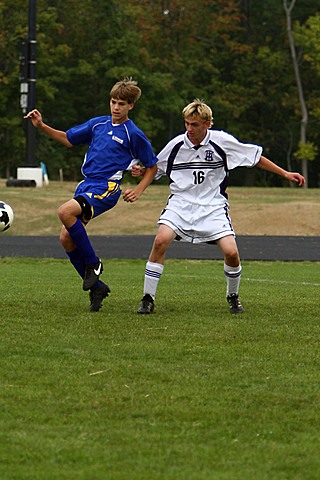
[110,77,141,104]
[182,98,213,127]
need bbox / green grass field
[1,258,319,479]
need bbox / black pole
[26,0,37,165]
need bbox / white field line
[166,273,320,287]
[243,277,320,287]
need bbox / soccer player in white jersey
[136,98,305,315]
[25,78,157,312]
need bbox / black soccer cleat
[227,293,244,314]
[83,259,103,291]
[89,281,111,312]
[137,294,154,314]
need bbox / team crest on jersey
[204,150,215,162]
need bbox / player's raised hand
[24,109,43,128]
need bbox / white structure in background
[17,162,49,187]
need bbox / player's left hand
[285,172,305,187]
[123,188,139,203]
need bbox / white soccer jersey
[156,129,263,206]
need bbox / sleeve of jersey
[218,131,263,170]
[66,120,93,146]
[131,130,158,168]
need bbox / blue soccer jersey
[66,116,157,181]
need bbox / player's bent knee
[153,235,170,253]
[57,204,68,222]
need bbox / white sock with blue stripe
[224,263,242,296]
[144,261,164,299]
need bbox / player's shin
[66,248,85,278]
[66,218,98,265]
[144,261,164,298]
[224,263,242,296]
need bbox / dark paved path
[0,235,319,261]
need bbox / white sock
[144,261,164,299]
[224,263,242,296]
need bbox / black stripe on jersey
[209,140,229,200]
[171,161,225,171]
[166,141,184,181]
[209,140,228,171]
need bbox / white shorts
[158,195,235,244]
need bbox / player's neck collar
[184,130,210,148]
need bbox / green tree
[1,0,319,186]
[294,12,320,186]
[0,0,29,177]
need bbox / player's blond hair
[182,99,213,127]
[110,77,141,104]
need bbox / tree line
[0,0,319,187]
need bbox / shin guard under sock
[67,219,98,265]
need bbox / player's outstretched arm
[123,165,157,203]
[256,155,305,187]
[24,109,72,148]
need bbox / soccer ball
[0,201,14,232]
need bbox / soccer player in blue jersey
[25,78,158,312]
[135,99,305,315]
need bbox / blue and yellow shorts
[74,178,121,222]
